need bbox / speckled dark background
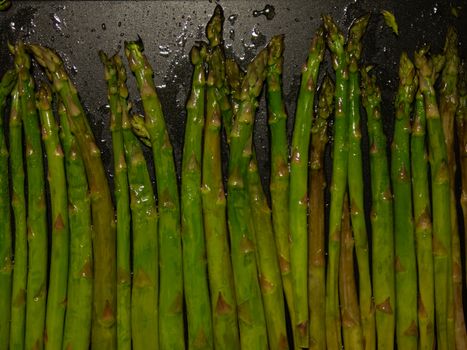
[1,0,467,301]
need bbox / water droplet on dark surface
[228,14,238,25]
[101,23,106,30]
[118,21,122,27]
[253,4,275,20]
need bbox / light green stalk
[125,39,184,349]
[37,84,70,350]
[100,51,132,350]
[60,100,93,350]
[289,27,325,348]
[203,45,240,350]
[392,53,418,350]
[0,69,15,350]
[361,67,395,350]
[15,42,48,350]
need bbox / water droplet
[229,29,235,40]
[101,23,106,30]
[228,14,238,25]
[9,22,15,30]
[158,45,172,57]
[252,4,276,20]
[118,21,122,27]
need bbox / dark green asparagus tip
[361,66,381,108]
[13,41,31,72]
[0,69,17,97]
[398,52,417,89]
[226,58,243,94]
[444,26,458,56]
[414,47,431,77]
[267,34,284,67]
[0,0,11,11]
[317,75,335,120]
[206,4,224,47]
[190,43,207,66]
[240,48,268,100]
[322,15,344,54]
[36,84,52,111]
[346,14,370,69]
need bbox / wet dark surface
[1,1,467,276]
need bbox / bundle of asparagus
[0,4,466,350]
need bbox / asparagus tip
[267,34,284,66]
[206,4,224,47]
[36,83,52,111]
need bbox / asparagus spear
[339,194,364,350]
[0,0,11,11]
[14,42,48,350]
[289,27,325,347]
[322,16,347,350]
[113,53,159,350]
[37,84,70,350]
[100,51,132,350]
[309,75,334,350]
[203,45,240,350]
[206,5,233,142]
[29,43,117,349]
[181,44,214,349]
[226,59,244,116]
[439,27,467,349]
[0,69,15,350]
[9,81,29,350]
[227,48,269,350]
[59,100,93,350]
[125,39,184,349]
[412,88,435,350]
[361,67,395,350]
[456,61,467,288]
[345,15,375,350]
[392,53,418,350]
[266,34,296,337]
[415,48,455,350]
[247,150,288,349]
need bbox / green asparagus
[125,39,184,349]
[392,53,418,350]
[8,82,27,350]
[439,27,467,350]
[345,15,375,350]
[361,66,395,350]
[15,42,48,350]
[323,16,347,350]
[100,51,132,350]
[289,27,325,347]
[37,84,70,350]
[29,43,117,349]
[411,88,435,350]
[309,75,334,350]
[182,44,214,349]
[415,48,455,350]
[203,45,240,350]
[227,48,269,350]
[0,69,15,350]
[59,100,93,350]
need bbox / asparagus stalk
[14,42,48,350]
[439,27,467,349]
[456,61,467,288]
[125,39,184,349]
[37,84,70,350]
[391,53,418,350]
[181,44,214,349]
[339,194,364,350]
[309,75,334,350]
[8,82,27,350]
[289,27,325,347]
[411,88,435,350]
[247,150,289,349]
[0,69,15,350]
[322,16,347,350]
[100,51,132,350]
[227,48,269,350]
[114,53,159,350]
[206,5,232,142]
[29,43,117,349]
[59,100,93,350]
[345,15,375,350]
[415,48,455,350]
[266,34,296,337]
[203,45,240,350]
[361,67,395,350]
[0,0,11,11]
[226,59,245,116]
